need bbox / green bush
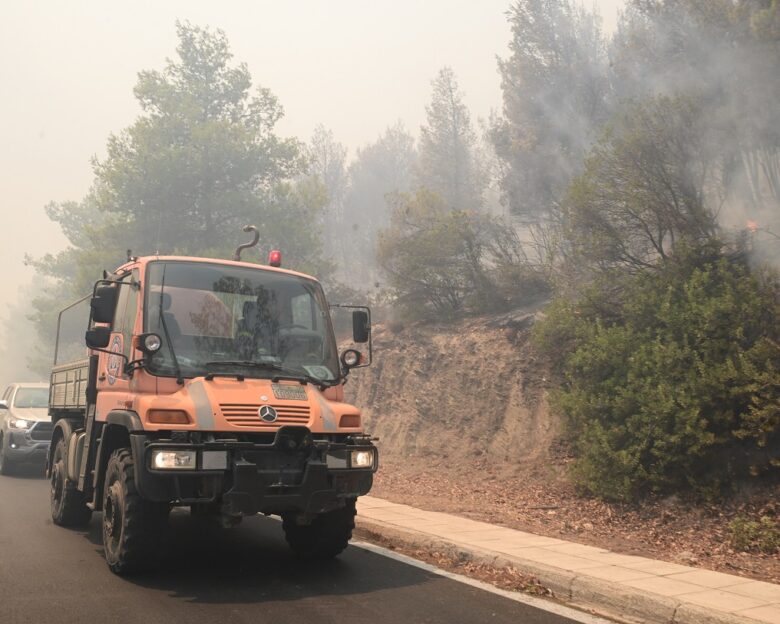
[535,245,780,501]
[729,516,780,554]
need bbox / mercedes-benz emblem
[258,405,278,423]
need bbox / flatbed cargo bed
[49,358,90,412]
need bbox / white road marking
[352,540,617,624]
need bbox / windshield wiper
[271,369,338,389]
[205,360,284,371]
[204,360,333,388]
[203,361,283,381]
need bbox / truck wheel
[102,448,169,575]
[50,438,92,526]
[282,499,356,559]
[0,434,15,476]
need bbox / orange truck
[46,228,377,574]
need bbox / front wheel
[50,438,92,526]
[282,499,356,559]
[102,448,169,575]
[0,433,15,476]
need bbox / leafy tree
[492,0,610,220]
[36,20,313,286]
[93,21,303,255]
[522,0,780,503]
[417,67,485,212]
[30,22,327,366]
[535,244,780,500]
[612,1,780,225]
[260,177,331,278]
[562,96,718,280]
[377,190,545,320]
[308,125,349,275]
[341,123,417,289]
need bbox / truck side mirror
[91,284,118,324]
[352,310,370,343]
[0,400,8,410]
[85,326,112,349]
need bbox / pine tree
[417,67,485,212]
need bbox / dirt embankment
[346,304,558,471]
[346,309,780,584]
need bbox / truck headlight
[350,449,375,469]
[9,418,31,430]
[151,449,197,470]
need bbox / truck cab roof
[113,255,319,283]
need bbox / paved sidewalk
[356,496,780,624]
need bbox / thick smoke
[610,1,780,266]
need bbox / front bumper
[130,426,377,516]
[3,425,51,464]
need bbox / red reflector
[268,250,282,267]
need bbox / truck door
[95,270,140,420]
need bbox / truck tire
[102,448,169,575]
[0,434,16,476]
[50,438,92,526]
[282,499,356,559]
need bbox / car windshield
[14,387,49,408]
[144,261,340,382]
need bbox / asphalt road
[0,468,590,624]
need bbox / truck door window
[112,273,139,360]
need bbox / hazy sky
[0,0,625,306]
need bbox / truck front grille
[219,403,311,428]
[29,422,53,441]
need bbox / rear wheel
[0,433,15,476]
[102,448,169,575]
[282,499,356,559]
[50,437,91,526]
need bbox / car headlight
[151,449,197,470]
[8,418,32,430]
[350,449,375,469]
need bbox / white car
[0,382,51,475]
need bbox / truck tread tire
[282,499,356,559]
[102,448,169,575]
[0,434,15,476]
[50,437,92,526]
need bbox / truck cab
[47,248,377,574]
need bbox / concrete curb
[355,517,764,624]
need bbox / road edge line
[352,539,616,624]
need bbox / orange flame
[746,219,759,233]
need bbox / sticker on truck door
[106,335,123,385]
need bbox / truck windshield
[144,261,340,383]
